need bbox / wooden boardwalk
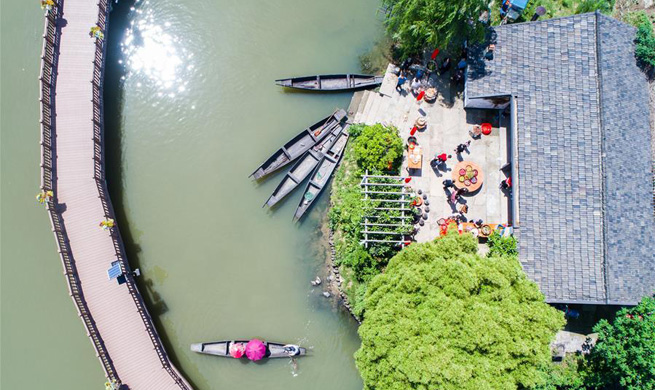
[39,1,191,389]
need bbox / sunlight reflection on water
[119,0,193,97]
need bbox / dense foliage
[355,232,565,390]
[351,123,404,172]
[630,12,655,70]
[487,231,518,257]
[534,356,585,390]
[583,297,655,390]
[381,0,488,56]
[574,0,613,15]
[329,123,406,317]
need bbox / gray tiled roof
[466,12,655,304]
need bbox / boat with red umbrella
[190,339,306,359]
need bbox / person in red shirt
[432,153,451,167]
[500,177,511,190]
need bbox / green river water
[1,0,383,388]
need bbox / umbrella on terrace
[245,339,266,361]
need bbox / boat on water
[191,339,306,360]
[293,131,350,222]
[250,109,347,180]
[275,74,384,92]
[264,123,348,208]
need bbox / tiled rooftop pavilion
[349,11,655,306]
[465,11,655,305]
[348,65,512,244]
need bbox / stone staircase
[349,88,413,128]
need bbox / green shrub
[348,123,366,139]
[632,13,655,69]
[487,231,518,257]
[534,356,585,390]
[574,0,613,14]
[341,245,378,282]
[355,232,565,390]
[352,123,404,172]
[582,297,655,390]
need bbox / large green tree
[583,297,655,390]
[355,232,564,390]
[381,0,488,56]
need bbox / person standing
[455,141,471,155]
[443,179,456,190]
[500,177,512,190]
[396,72,407,92]
[410,78,422,95]
[432,153,451,167]
[450,188,468,204]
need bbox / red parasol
[245,339,266,361]
[430,49,439,60]
[416,91,425,101]
[229,342,245,358]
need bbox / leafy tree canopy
[352,123,404,172]
[355,232,564,390]
[583,296,655,390]
[381,0,488,56]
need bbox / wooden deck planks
[51,0,191,388]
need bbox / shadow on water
[103,1,198,387]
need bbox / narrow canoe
[190,340,307,359]
[275,74,384,92]
[250,109,347,180]
[264,122,346,208]
[293,130,350,221]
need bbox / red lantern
[416,91,425,101]
[431,49,439,60]
[410,126,417,136]
[404,177,412,183]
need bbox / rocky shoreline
[325,228,362,324]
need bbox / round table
[452,161,484,192]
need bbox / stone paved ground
[348,64,510,243]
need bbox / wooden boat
[250,109,347,180]
[275,74,384,92]
[264,123,346,208]
[190,340,306,358]
[293,130,350,222]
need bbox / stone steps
[354,90,371,124]
[364,93,383,125]
[347,90,365,121]
[360,90,378,125]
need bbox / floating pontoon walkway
[39,1,191,388]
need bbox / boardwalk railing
[90,1,191,388]
[41,1,191,388]
[38,0,119,382]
